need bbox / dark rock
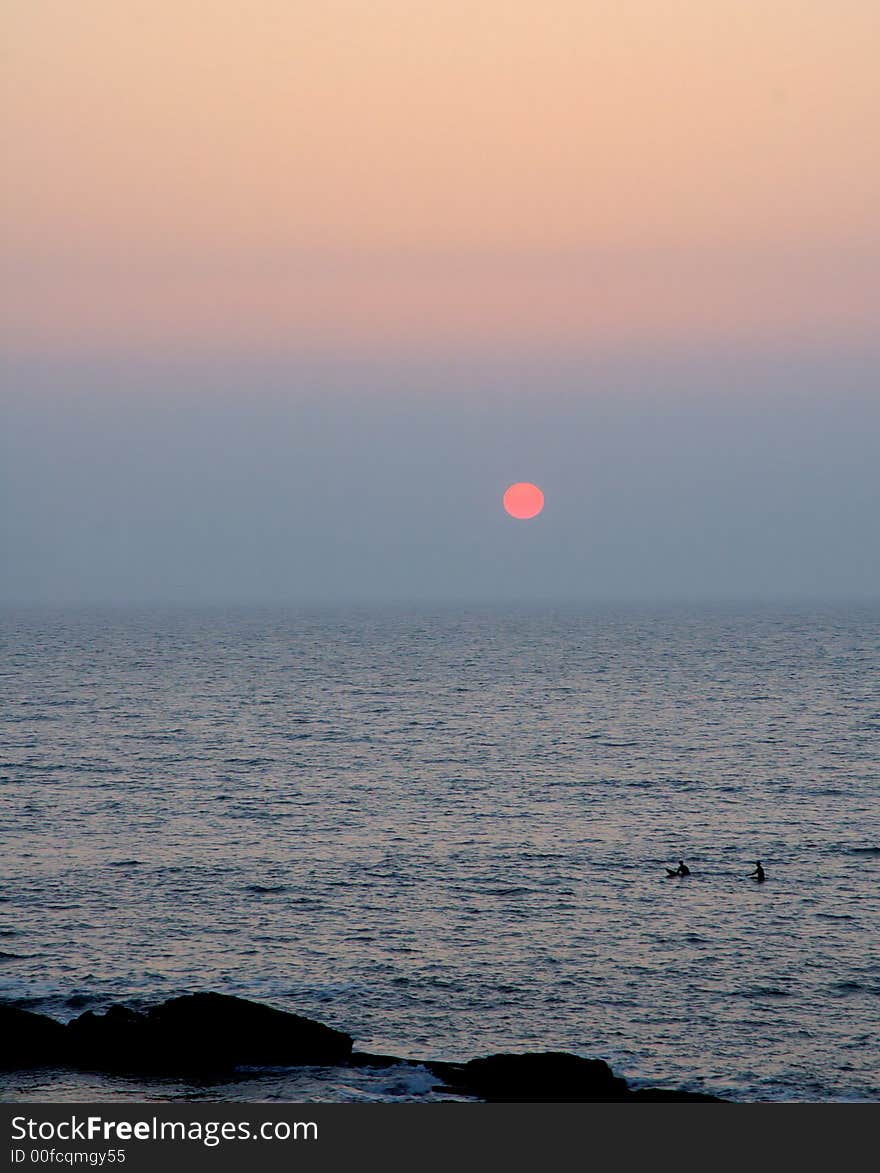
[1,993,729,1099]
[429,1051,630,1102]
[630,1087,727,1103]
[348,1050,409,1069]
[0,1004,69,1069]
[66,993,352,1073]
[66,1005,156,1071]
[149,993,353,1066]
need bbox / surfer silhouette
[665,859,691,877]
[749,861,766,882]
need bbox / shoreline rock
[1,1004,69,1070]
[427,1052,725,1102]
[65,992,353,1072]
[0,993,726,1102]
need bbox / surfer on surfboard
[665,859,691,877]
[749,861,766,882]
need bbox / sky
[2,2,879,603]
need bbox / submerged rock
[348,1050,410,1069]
[66,992,353,1072]
[630,1087,726,1102]
[0,1004,68,1069]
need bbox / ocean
[1,604,878,1102]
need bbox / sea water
[1,605,878,1101]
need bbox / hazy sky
[2,3,879,602]
[3,353,879,604]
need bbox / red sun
[503,482,545,520]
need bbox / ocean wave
[729,986,793,999]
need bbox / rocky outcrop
[66,993,353,1072]
[429,1051,725,1102]
[0,1004,69,1069]
[0,994,726,1100]
[429,1051,630,1102]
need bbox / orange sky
[3,1,879,356]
